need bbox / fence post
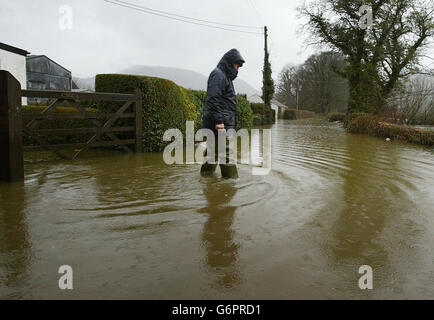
[0,71,24,182]
[134,88,143,153]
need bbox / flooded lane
[0,120,433,299]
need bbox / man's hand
[215,123,225,131]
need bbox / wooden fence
[0,70,143,182]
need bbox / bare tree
[276,64,298,107]
[388,74,434,124]
[276,52,349,113]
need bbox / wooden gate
[21,89,142,159]
[0,70,143,182]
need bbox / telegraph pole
[262,25,268,105]
[296,79,299,111]
[262,25,275,108]
[264,25,268,54]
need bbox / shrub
[344,112,369,127]
[347,112,369,121]
[327,112,346,122]
[236,95,254,130]
[250,102,275,125]
[184,89,253,131]
[250,102,264,114]
[413,113,434,126]
[95,74,255,152]
[281,108,315,120]
[186,89,206,132]
[347,115,434,146]
[296,109,316,119]
[282,109,296,119]
[95,74,197,152]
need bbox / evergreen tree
[262,26,275,107]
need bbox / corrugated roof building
[26,55,71,91]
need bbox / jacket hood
[217,48,245,81]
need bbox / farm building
[26,55,72,91]
[247,94,288,121]
[26,55,72,103]
[0,42,30,105]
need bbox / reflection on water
[199,178,240,289]
[0,182,31,299]
[325,135,432,297]
[326,135,391,296]
[0,120,433,299]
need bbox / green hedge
[95,74,253,151]
[282,109,296,120]
[250,103,275,125]
[281,108,316,120]
[327,112,346,122]
[23,74,254,153]
[22,105,98,146]
[95,74,197,152]
[236,95,254,130]
[186,89,206,132]
[296,109,316,119]
[186,89,253,131]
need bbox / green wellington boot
[200,162,218,176]
[220,164,239,179]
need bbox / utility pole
[262,25,268,106]
[296,79,299,111]
[264,25,268,55]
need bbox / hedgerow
[250,102,275,125]
[347,115,434,146]
[95,74,197,152]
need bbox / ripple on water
[3,121,433,299]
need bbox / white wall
[0,49,27,105]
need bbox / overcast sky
[1,0,433,90]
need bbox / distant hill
[73,65,260,96]
[72,76,95,91]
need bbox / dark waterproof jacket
[202,49,245,132]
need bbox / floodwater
[0,120,433,299]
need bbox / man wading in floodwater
[200,48,245,179]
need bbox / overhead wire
[103,0,263,35]
[248,0,263,23]
[112,0,263,29]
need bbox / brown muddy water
[0,120,433,299]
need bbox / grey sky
[1,0,433,90]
